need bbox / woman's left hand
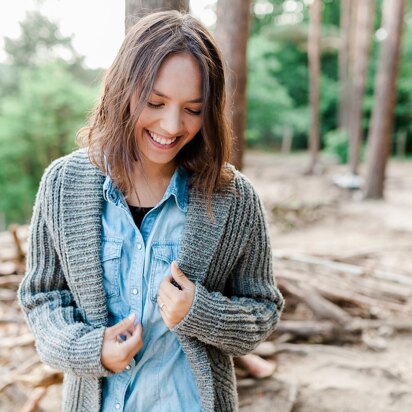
[157,261,195,329]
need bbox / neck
[126,159,176,207]
[132,159,176,184]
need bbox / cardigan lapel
[61,150,108,327]
[60,150,236,324]
[178,174,236,284]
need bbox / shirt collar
[103,167,189,213]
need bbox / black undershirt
[128,205,153,229]
[127,204,182,290]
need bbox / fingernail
[128,312,136,320]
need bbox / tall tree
[215,0,251,170]
[363,0,406,199]
[125,0,189,33]
[306,0,321,174]
[338,0,352,131]
[347,0,375,175]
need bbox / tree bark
[348,0,375,175]
[363,0,406,199]
[125,0,189,33]
[338,0,352,131]
[215,0,251,171]
[306,0,321,174]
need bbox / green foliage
[0,11,101,226]
[248,0,412,156]
[323,128,348,163]
[246,34,294,148]
[0,62,98,224]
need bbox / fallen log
[0,274,24,288]
[278,278,350,323]
[0,355,40,393]
[272,318,412,343]
[9,224,25,264]
[0,333,34,349]
[0,261,18,276]
[274,250,412,288]
[21,387,47,412]
[277,270,412,315]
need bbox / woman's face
[133,52,203,174]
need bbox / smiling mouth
[146,129,179,147]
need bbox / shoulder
[224,163,261,208]
[36,149,101,209]
[40,149,98,189]
[220,163,266,228]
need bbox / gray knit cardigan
[18,149,284,412]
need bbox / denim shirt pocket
[150,241,180,303]
[101,237,123,300]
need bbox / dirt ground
[1,151,412,411]
[238,151,412,412]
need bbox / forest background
[0,0,411,227]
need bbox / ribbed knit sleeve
[173,185,284,356]
[18,160,112,378]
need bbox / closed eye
[186,108,201,115]
[147,102,163,109]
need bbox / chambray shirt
[100,168,202,412]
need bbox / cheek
[188,117,203,136]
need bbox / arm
[173,193,284,356]
[18,166,112,378]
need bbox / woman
[18,10,284,412]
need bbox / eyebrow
[152,89,203,104]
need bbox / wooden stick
[0,274,24,288]
[274,250,412,287]
[0,355,40,393]
[9,224,25,264]
[278,278,350,323]
[0,333,34,349]
[21,387,47,412]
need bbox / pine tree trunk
[348,0,375,175]
[215,0,251,171]
[338,0,352,131]
[307,0,321,174]
[125,0,189,33]
[363,0,406,199]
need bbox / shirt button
[137,243,142,250]
[125,364,131,370]
[115,403,121,410]
[132,288,138,295]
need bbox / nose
[160,106,183,136]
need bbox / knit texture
[18,149,284,412]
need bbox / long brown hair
[78,10,233,205]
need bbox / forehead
[153,53,202,101]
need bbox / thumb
[171,261,192,289]
[109,313,136,336]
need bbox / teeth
[148,130,177,145]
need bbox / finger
[124,322,144,357]
[170,261,191,290]
[159,279,177,301]
[157,303,171,328]
[156,294,169,312]
[108,313,136,337]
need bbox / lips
[145,129,180,149]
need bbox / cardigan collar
[60,150,236,326]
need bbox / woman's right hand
[101,313,144,373]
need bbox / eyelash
[147,102,201,116]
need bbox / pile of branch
[270,250,412,349]
[0,225,64,411]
